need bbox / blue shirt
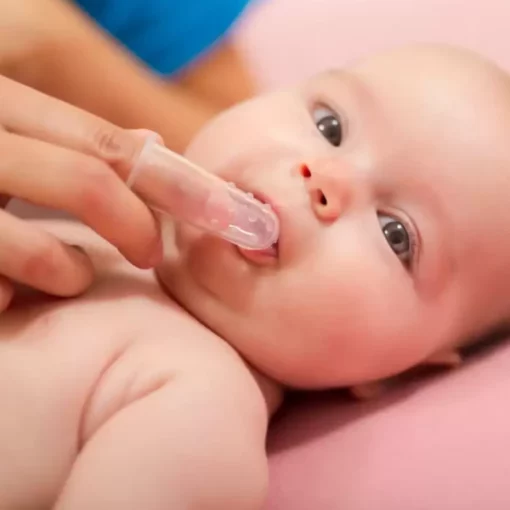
[74,0,252,76]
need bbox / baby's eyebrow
[320,68,348,80]
[319,69,385,121]
[319,68,364,91]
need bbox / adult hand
[0,75,162,310]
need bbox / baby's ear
[422,348,462,368]
[349,381,390,400]
[349,349,462,400]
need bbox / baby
[2,44,510,509]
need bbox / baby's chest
[0,293,252,508]
[0,300,133,508]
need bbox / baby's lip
[237,242,279,266]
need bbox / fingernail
[128,129,164,145]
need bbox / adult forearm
[7,2,217,153]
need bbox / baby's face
[158,46,510,388]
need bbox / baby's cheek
[185,99,265,168]
[281,265,426,382]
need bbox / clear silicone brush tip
[129,137,280,250]
[217,186,280,250]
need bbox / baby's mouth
[237,241,279,266]
[235,190,280,265]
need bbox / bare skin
[163,44,510,387]
[0,77,166,309]
[0,220,280,510]
[2,46,510,509]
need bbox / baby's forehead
[311,50,510,121]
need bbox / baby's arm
[55,344,269,510]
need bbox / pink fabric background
[237,0,510,88]
[234,1,510,508]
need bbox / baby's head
[158,45,510,389]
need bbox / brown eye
[312,105,343,147]
[378,215,411,264]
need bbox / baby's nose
[299,161,352,222]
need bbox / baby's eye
[378,214,412,265]
[312,105,343,147]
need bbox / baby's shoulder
[3,217,278,439]
[1,218,250,408]
[80,306,277,443]
[0,219,279,506]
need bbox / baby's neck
[156,272,285,417]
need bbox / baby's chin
[156,255,347,387]
[155,219,255,318]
